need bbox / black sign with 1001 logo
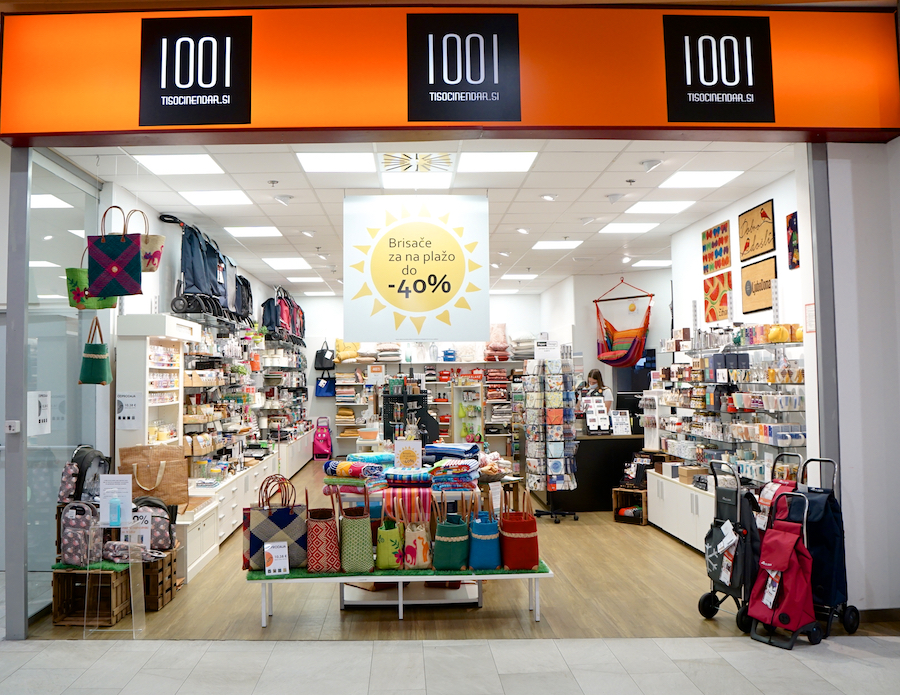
[139,16,252,126]
[663,15,775,123]
[407,14,521,122]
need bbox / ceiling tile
[124,145,208,155]
[107,176,175,192]
[453,173,528,188]
[291,143,376,153]
[625,140,710,152]
[682,151,771,171]
[531,152,617,172]
[542,139,632,152]
[245,188,319,206]
[231,172,310,190]
[521,172,599,189]
[702,142,785,152]
[158,174,236,191]
[752,149,796,172]
[211,153,303,174]
[305,173,380,188]
[458,139,545,152]
[204,144,294,154]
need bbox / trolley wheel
[574,515,579,521]
[698,592,719,619]
[808,623,824,645]
[842,605,860,634]
[736,605,753,634]
[554,518,561,524]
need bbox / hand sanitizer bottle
[109,494,121,528]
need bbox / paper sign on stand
[534,340,561,360]
[366,364,386,386]
[584,397,610,432]
[98,474,133,528]
[26,390,51,436]
[264,541,290,576]
[610,410,633,436]
[116,392,143,431]
[489,481,502,512]
[395,440,423,469]
[124,511,152,550]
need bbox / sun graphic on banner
[349,206,483,335]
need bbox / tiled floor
[0,635,897,695]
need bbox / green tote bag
[432,493,470,571]
[66,249,118,311]
[78,316,112,386]
[338,489,374,574]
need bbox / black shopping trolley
[698,460,763,633]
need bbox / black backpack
[203,233,227,308]
[68,444,111,502]
[236,275,253,319]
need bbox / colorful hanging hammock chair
[593,278,654,369]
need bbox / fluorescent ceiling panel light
[134,154,223,175]
[297,153,376,173]
[37,294,66,299]
[632,260,673,267]
[264,257,312,270]
[224,226,282,238]
[457,152,538,172]
[31,194,72,208]
[532,240,583,250]
[29,260,60,268]
[68,229,85,238]
[287,277,324,283]
[180,190,252,206]
[659,171,743,188]
[625,201,695,214]
[304,291,335,296]
[502,274,537,280]
[490,289,519,295]
[599,223,659,234]
[382,172,452,189]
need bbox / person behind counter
[587,369,613,413]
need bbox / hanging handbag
[315,341,335,371]
[432,493,470,571]
[337,488,374,574]
[315,372,336,398]
[403,498,432,570]
[499,491,540,571]
[78,317,113,385]
[88,205,142,298]
[117,443,189,505]
[66,248,118,310]
[469,494,502,570]
[375,498,405,570]
[306,489,341,573]
[128,209,165,273]
[242,475,308,571]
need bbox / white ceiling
[53,139,796,295]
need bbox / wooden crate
[612,487,648,526]
[143,548,178,611]
[52,568,131,627]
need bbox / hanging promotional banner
[343,195,489,342]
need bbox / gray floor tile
[142,642,210,671]
[176,670,262,695]
[654,638,720,661]
[0,641,50,653]
[120,669,191,695]
[790,652,900,695]
[20,642,112,670]
[206,641,276,653]
[570,669,643,695]
[425,646,503,695]
[373,640,424,654]
[554,640,620,670]
[631,671,703,695]
[605,639,681,674]
[107,641,164,653]
[68,651,152,689]
[677,657,763,695]
[0,651,40,680]
[746,675,844,695]
[489,639,567,674]
[254,643,371,695]
[370,644,424,691]
[373,691,425,695]
[499,671,584,695]
[0,668,83,695]
[63,690,121,695]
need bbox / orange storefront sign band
[1,6,898,140]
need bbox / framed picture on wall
[739,199,775,262]
[741,257,777,314]
[703,271,732,322]
[701,220,730,275]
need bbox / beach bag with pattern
[499,491,540,571]
[88,205,142,298]
[306,489,341,573]
[338,489,374,574]
[242,475,307,571]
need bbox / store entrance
[12,135,850,640]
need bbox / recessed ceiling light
[287,276,324,283]
[607,193,624,204]
[264,257,312,270]
[224,226,282,238]
[659,171,744,188]
[297,153,376,173]
[626,201,695,214]
[134,154,223,175]
[540,194,557,201]
[580,217,595,225]
[382,172,452,189]
[317,253,329,260]
[43,235,53,240]
[516,228,529,235]
[490,289,519,295]
[498,251,511,257]
[457,152,538,172]
[302,230,316,237]
[31,194,72,208]
[337,279,343,285]
[180,190,252,206]
[304,291,336,296]
[490,263,500,269]
[68,229,85,238]
[502,273,538,280]
[572,257,595,262]
[622,256,632,264]
[274,195,294,206]
[598,223,659,234]
[37,294,66,299]
[29,260,60,268]
[532,240,584,250]
[632,260,673,267]
[641,159,663,172]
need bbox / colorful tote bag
[469,495,502,570]
[242,475,307,571]
[500,491,540,570]
[306,489,341,573]
[128,209,165,273]
[375,501,404,570]
[338,489,374,574]
[66,248,118,310]
[60,501,102,567]
[78,316,113,385]
[88,205,142,298]
[403,498,432,569]
[432,493,470,571]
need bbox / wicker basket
[479,471,507,483]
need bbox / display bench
[248,561,553,624]
[646,470,715,551]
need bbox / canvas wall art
[703,271,732,322]
[739,199,775,262]
[701,220,731,275]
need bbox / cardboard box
[662,462,680,478]
[654,462,663,475]
[679,465,708,485]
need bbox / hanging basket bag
[129,209,165,273]
[78,316,112,385]
[66,248,118,311]
[88,205,142,298]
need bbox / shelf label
[116,391,143,431]
[264,541,290,576]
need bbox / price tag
[127,511,153,550]
[489,481,502,512]
[264,541,290,576]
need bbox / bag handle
[100,205,126,243]
[125,209,150,237]
[134,459,166,491]
[86,316,104,345]
[79,247,89,269]
[523,490,534,518]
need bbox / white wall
[539,276,575,344]
[827,142,900,611]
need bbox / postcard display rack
[523,359,578,496]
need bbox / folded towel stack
[383,467,433,487]
[347,451,396,465]
[377,342,402,362]
[335,406,357,425]
[323,476,388,495]
[322,459,384,478]
[335,386,357,404]
[511,336,535,360]
[425,442,480,460]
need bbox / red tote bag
[499,491,540,571]
[305,489,341,574]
